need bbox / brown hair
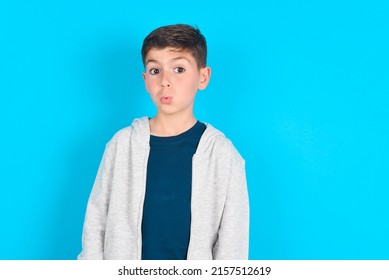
[141,24,207,68]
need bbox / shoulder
[107,116,149,143]
[198,123,244,163]
[104,116,150,155]
[110,116,149,142]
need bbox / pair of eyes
[148,67,186,75]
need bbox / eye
[149,68,160,75]
[173,67,185,73]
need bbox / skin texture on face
[142,48,211,136]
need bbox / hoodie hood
[129,116,226,155]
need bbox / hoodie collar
[131,116,225,154]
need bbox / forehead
[145,47,196,64]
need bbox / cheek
[188,78,201,91]
[176,76,199,91]
[145,78,159,93]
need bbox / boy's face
[142,47,211,118]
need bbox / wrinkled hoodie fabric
[78,117,249,260]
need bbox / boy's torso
[84,116,247,260]
[141,121,206,260]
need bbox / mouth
[160,97,173,104]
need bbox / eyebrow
[171,56,191,63]
[145,56,191,66]
[145,59,158,65]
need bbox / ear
[198,66,211,90]
[142,72,150,93]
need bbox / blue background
[1,0,388,260]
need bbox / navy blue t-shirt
[141,121,206,260]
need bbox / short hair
[141,24,207,68]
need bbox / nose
[161,72,171,88]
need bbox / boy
[78,24,249,260]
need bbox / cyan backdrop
[0,0,388,259]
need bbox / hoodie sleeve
[77,143,114,260]
[213,148,250,260]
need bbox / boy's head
[141,24,211,118]
[141,24,207,69]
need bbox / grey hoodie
[78,117,249,260]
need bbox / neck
[149,113,197,136]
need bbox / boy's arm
[77,146,113,260]
[213,154,249,260]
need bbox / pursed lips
[160,96,173,104]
